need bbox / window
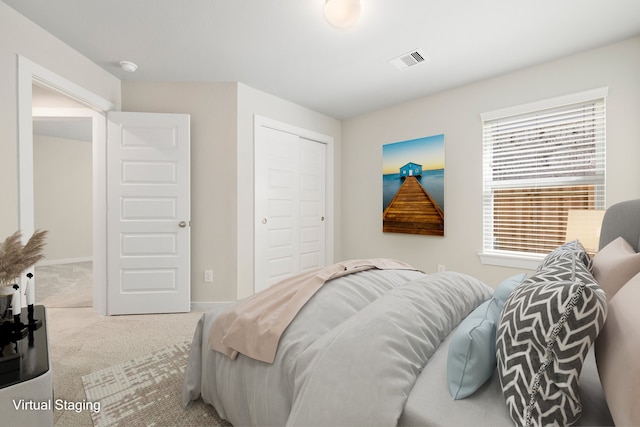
[481,88,607,266]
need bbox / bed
[182,199,640,426]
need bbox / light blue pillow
[493,273,527,307]
[446,273,526,400]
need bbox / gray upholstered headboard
[598,199,640,252]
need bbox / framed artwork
[382,134,445,236]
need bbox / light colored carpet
[38,263,230,426]
[35,262,93,308]
[48,308,216,426]
[82,342,230,427]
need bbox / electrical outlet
[204,270,213,283]
[437,264,445,272]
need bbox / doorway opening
[32,83,94,308]
[17,55,116,314]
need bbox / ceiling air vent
[389,49,429,71]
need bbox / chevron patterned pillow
[496,246,606,427]
[537,239,593,272]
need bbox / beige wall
[121,81,342,302]
[122,81,239,302]
[0,2,121,239]
[340,36,640,289]
[34,135,92,262]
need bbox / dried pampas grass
[0,230,48,287]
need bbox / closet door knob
[179,221,187,228]
[262,218,267,224]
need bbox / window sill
[479,252,544,270]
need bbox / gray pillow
[496,247,606,426]
[537,239,592,272]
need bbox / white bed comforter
[182,269,491,426]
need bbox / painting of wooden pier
[382,134,445,236]
[383,176,444,235]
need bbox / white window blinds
[482,89,606,256]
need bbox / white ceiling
[5,0,640,119]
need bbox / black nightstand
[0,305,53,426]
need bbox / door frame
[17,55,118,315]
[253,115,334,292]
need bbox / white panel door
[299,137,326,271]
[255,127,326,292]
[107,112,190,315]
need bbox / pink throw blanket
[208,258,418,363]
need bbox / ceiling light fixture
[119,60,138,73]
[323,0,361,30]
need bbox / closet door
[254,126,326,293]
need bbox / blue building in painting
[400,162,422,177]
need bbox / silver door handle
[179,221,187,228]
[262,218,267,224]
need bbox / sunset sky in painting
[382,134,445,175]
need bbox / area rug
[82,342,231,426]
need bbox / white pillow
[592,236,640,300]
[595,271,640,427]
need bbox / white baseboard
[37,257,93,266]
